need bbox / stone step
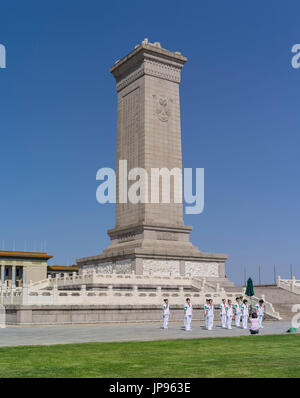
[205,277,235,288]
[226,286,300,321]
[253,286,300,321]
[223,285,245,292]
[270,304,296,321]
[253,286,300,304]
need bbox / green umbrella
[245,278,254,297]
[245,277,255,314]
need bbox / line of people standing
[162,297,265,333]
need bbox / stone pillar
[104,38,196,258]
[179,260,185,276]
[22,267,27,286]
[1,266,5,285]
[92,269,97,283]
[133,258,143,275]
[81,284,87,294]
[52,284,58,304]
[12,266,16,288]
[133,285,138,294]
[22,285,29,305]
[218,262,226,278]
[108,285,113,297]
[179,286,184,297]
[291,277,296,293]
[76,39,229,281]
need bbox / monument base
[77,222,229,284]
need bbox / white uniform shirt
[207,305,214,316]
[184,302,192,316]
[234,302,242,314]
[226,304,233,316]
[241,304,249,316]
[220,303,226,315]
[255,304,264,315]
[163,303,170,315]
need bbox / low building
[47,265,79,278]
[0,251,53,286]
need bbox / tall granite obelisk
[78,39,228,281]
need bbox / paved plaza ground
[0,320,296,347]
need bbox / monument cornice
[107,222,193,238]
[110,43,187,76]
[77,249,228,266]
[110,42,187,91]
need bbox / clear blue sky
[0,1,299,285]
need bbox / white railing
[1,284,281,319]
[29,271,220,292]
[0,284,243,307]
[191,277,218,292]
[2,272,281,319]
[30,278,50,290]
[277,276,300,295]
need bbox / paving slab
[0,320,297,347]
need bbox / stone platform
[5,304,202,325]
[4,303,279,326]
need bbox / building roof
[48,265,78,271]
[0,251,53,261]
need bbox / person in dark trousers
[249,312,259,334]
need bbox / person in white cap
[206,298,214,330]
[255,299,264,329]
[234,297,242,328]
[162,298,170,329]
[241,299,249,329]
[184,298,192,331]
[226,299,234,330]
[220,298,227,328]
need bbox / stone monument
[78,39,228,283]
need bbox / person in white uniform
[207,299,214,330]
[226,299,233,330]
[204,299,210,329]
[255,299,264,329]
[234,297,242,328]
[241,299,249,329]
[162,299,170,329]
[184,298,192,331]
[220,298,227,328]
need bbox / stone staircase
[253,285,300,321]
[225,285,300,321]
